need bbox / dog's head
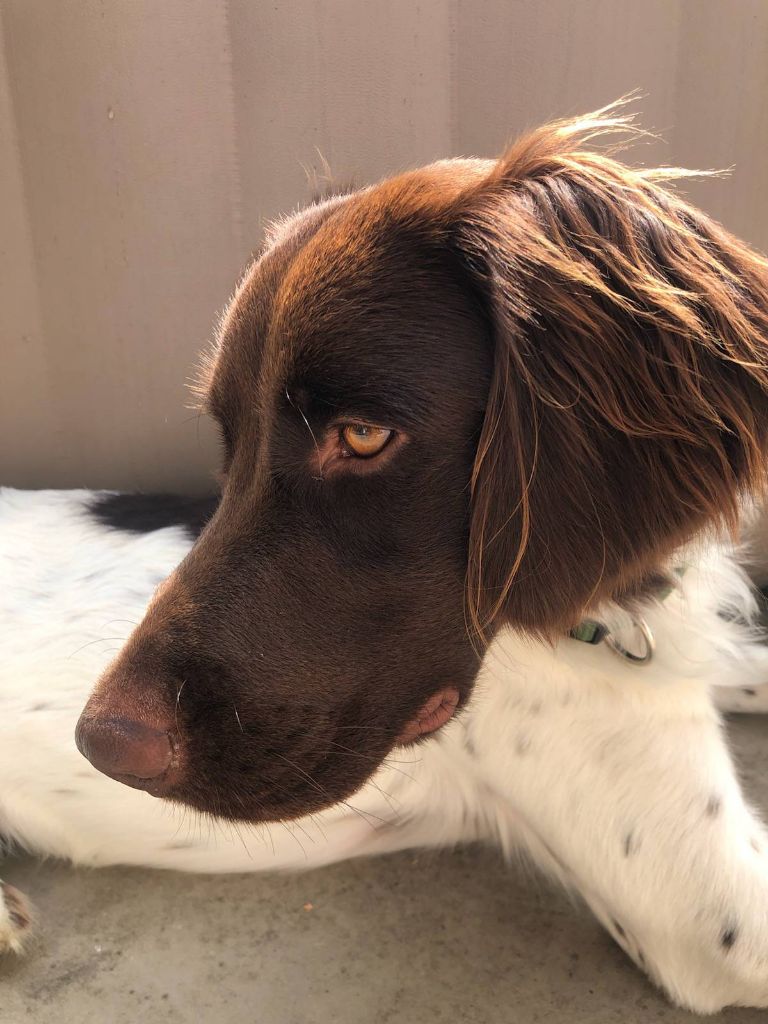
[76,102,768,821]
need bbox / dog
[5,100,768,1012]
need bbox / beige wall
[2,0,768,494]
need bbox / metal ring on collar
[603,616,655,665]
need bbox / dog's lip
[395,687,460,745]
[107,769,177,797]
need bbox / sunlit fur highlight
[453,100,768,640]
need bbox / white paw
[0,880,33,954]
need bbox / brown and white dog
[5,101,768,1012]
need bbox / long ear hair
[449,100,768,640]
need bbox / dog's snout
[75,714,175,793]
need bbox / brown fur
[448,106,768,638]
[77,101,768,823]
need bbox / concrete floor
[3,716,768,1023]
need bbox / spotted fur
[8,103,768,1014]
[3,488,768,1011]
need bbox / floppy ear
[450,103,768,640]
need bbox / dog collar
[569,569,685,665]
[570,614,656,664]
[569,620,609,645]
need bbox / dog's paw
[0,880,33,954]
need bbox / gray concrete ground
[3,715,768,1023]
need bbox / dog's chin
[105,771,178,797]
[159,775,375,824]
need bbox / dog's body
[8,103,768,1011]
[5,486,768,1013]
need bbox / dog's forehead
[200,194,356,420]
[268,162,493,369]
[204,159,491,417]
[214,195,355,363]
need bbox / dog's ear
[448,102,768,640]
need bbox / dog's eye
[340,424,394,459]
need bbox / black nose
[75,715,175,793]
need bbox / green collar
[569,568,686,663]
[569,619,608,645]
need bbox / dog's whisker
[359,777,400,816]
[278,820,308,860]
[239,818,272,855]
[285,386,324,480]
[263,818,276,856]
[256,782,319,850]
[205,798,231,848]
[231,783,311,858]
[228,817,254,860]
[66,636,129,659]
[271,751,328,799]
[338,800,390,829]
[332,724,405,735]
[241,818,273,855]
[286,815,316,846]
[306,812,329,845]
[271,750,385,832]
[175,679,187,732]
[327,740,418,781]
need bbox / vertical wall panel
[0,11,57,482]
[456,0,681,159]
[671,0,768,240]
[229,0,456,240]
[1,1,241,491]
[455,0,768,246]
[2,1,768,492]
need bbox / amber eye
[341,423,394,459]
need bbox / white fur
[3,487,768,1012]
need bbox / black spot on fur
[90,492,219,538]
[721,926,738,951]
[742,688,757,697]
[705,795,722,818]
[623,832,635,857]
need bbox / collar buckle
[570,613,655,665]
[602,616,655,665]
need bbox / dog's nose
[75,715,174,793]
